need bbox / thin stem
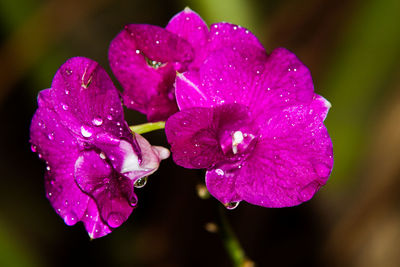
[217,206,253,267]
[129,121,165,134]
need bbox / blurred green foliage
[323,0,400,185]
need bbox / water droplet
[215,169,224,176]
[46,166,51,171]
[61,103,69,110]
[47,133,54,140]
[99,152,106,160]
[65,69,72,75]
[224,201,240,210]
[129,195,138,207]
[48,192,52,197]
[64,213,77,226]
[92,117,103,126]
[107,114,113,120]
[134,176,148,188]
[80,125,93,138]
[107,212,124,228]
[31,144,37,152]
[65,89,70,95]
[135,49,140,54]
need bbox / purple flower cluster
[30,8,333,238]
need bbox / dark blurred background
[1,0,400,266]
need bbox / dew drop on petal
[215,169,224,176]
[80,125,93,138]
[224,201,240,210]
[47,133,54,140]
[99,152,106,160]
[46,166,51,171]
[134,176,148,188]
[92,117,103,126]
[61,103,69,110]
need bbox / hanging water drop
[129,194,138,207]
[224,201,240,210]
[134,176,148,188]
[31,144,37,152]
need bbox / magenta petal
[175,46,268,110]
[81,199,112,239]
[50,57,132,142]
[75,150,136,229]
[208,23,265,53]
[255,47,316,112]
[235,99,333,207]
[166,8,209,69]
[30,90,90,226]
[30,57,170,238]
[166,107,221,169]
[166,103,255,169]
[108,24,194,121]
[205,162,242,205]
[176,47,315,116]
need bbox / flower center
[219,129,256,156]
[231,131,244,154]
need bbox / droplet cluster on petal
[165,22,334,208]
[30,57,169,238]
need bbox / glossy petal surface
[168,30,333,207]
[75,150,136,229]
[206,97,333,207]
[166,8,209,69]
[108,24,194,121]
[30,57,168,238]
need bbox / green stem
[129,121,165,134]
[217,206,252,267]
